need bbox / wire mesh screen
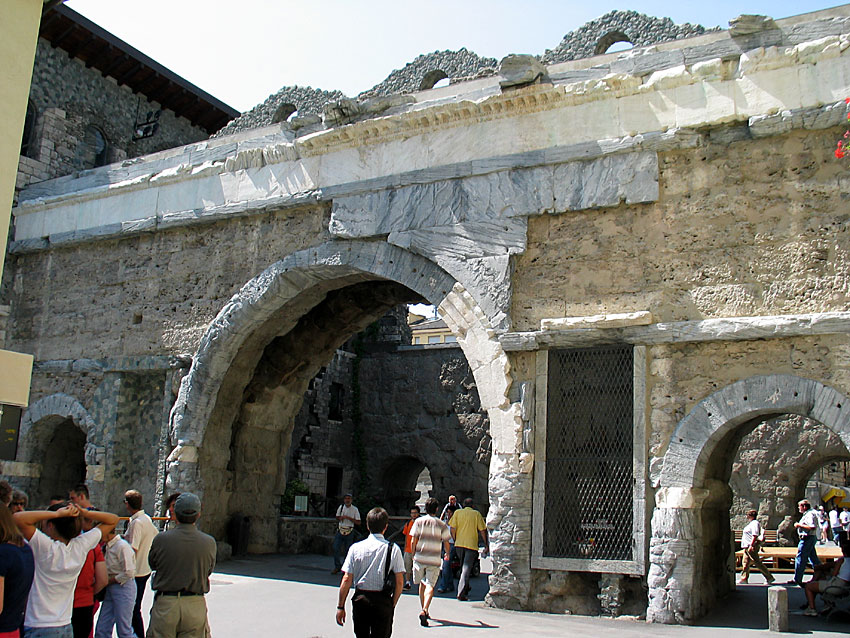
[543,345,634,561]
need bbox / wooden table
[736,545,843,572]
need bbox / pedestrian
[123,489,158,638]
[147,493,216,638]
[816,505,829,544]
[0,482,12,508]
[448,497,489,601]
[9,490,27,514]
[0,503,34,638]
[13,502,118,638]
[409,498,451,627]
[401,506,420,590]
[841,506,850,535]
[829,506,843,545]
[332,494,361,575]
[163,493,181,531]
[802,537,849,616]
[792,499,821,587]
[437,495,460,594]
[94,526,136,638]
[69,484,93,510]
[737,509,774,585]
[71,511,106,638]
[335,507,404,638]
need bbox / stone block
[767,586,788,632]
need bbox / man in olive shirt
[147,493,217,638]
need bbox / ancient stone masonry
[19,40,209,192]
[6,5,850,626]
[542,10,717,64]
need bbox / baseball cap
[174,492,201,517]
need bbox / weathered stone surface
[499,55,549,89]
[729,15,778,37]
[767,586,788,632]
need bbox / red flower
[836,148,846,159]
[846,97,850,104]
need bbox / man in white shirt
[123,489,159,638]
[332,494,361,575]
[793,499,821,587]
[13,502,118,638]
[738,509,774,584]
[829,507,843,545]
[335,508,403,638]
[95,528,136,638]
[841,507,850,534]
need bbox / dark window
[86,126,109,167]
[328,382,344,421]
[20,101,37,158]
[543,345,634,561]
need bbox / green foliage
[280,478,310,515]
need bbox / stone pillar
[646,487,709,624]
[767,586,788,632]
[598,574,625,616]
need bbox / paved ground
[132,554,848,638]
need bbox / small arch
[419,70,449,91]
[272,103,297,124]
[595,30,634,56]
[85,125,109,167]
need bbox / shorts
[817,576,849,592]
[413,562,441,587]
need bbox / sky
[63,1,844,113]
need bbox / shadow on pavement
[214,553,491,601]
[694,582,849,634]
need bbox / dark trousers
[352,590,394,638]
[132,573,150,638]
[456,546,477,598]
[71,605,94,638]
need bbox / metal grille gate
[543,345,634,561]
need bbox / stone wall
[18,38,209,191]
[277,516,338,554]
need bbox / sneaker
[737,579,748,584]
[403,582,411,591]
[766,577,776,585]
[803,608,818,617]
[419,612,429,627]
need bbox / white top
[341,534,404,591]
[25,528,101,628]
[840,510,850,529]
[124,510,158,577]
[799,510,819,537]
[336,504,361,531]
[104,535,136,585]
[741,519,764,549]
[830,509,841,528]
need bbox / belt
[155,591,204,598]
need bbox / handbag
[381,542,396,596]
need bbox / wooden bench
[733,529,779,546]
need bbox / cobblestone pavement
[134,554,847,637]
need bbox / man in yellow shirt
[448,498,489,601]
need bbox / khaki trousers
[146,594,210,638]
[741,545,773,582]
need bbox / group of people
[0,481,216,638]
[738,499,850,617]
[333,494,488,637]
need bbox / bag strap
[384,541,392,579]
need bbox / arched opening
[595,31,634,56]
[415,466,432,510]
[36,418,86,506]
[651,375,850,624]
[272,103,297,124]
[419,70,449,91]
[167,241,510,556]
[85,125,109,167]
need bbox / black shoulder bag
[381,542,396,596]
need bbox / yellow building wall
[0,0,41,406]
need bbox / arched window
[20,101,37,158]
[272,103,297,124]
[419,70,449,91]
[85,125,109,167]
[595,31,634,56]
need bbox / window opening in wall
[595,30,634,56]
[328,382,344,421]
[533,344,646,574]
[326,465,343,517]
[414,466,432,510]
[428,335,441,344]
[0,405,22,460]
[20,101,37,158]
[419,70,449,91]
[543,345,634,560]
[38,419,86,506]
[86,126,109,167]
[272,103,297,124]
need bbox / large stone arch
[648,375,850,624]
[19,393,98,465]
[166,239,520,560]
